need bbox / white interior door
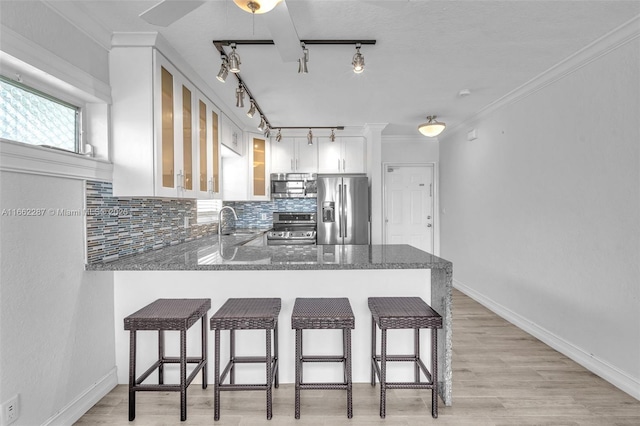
[384,164,434,253]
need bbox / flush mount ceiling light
[235,85,245,108]
[275,129,282,142]
[352,43,365,74]
[418,116,446,137]
[233,0,281,14]
[216,57,229,82]
[330,129,336,142]
[307,129,313,145]
[246,100,256,118]
[298,43,309,74]
[228,44,241,73]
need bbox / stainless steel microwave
[270,173,317,198]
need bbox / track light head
[246,100,256,118]
[330,129,336,142]
[228,44,241,73]
[352,43,365,74]
[298,43,309,74]
[275,129,282,142]
[307,129,313,145]
[258,116,266,132]
[264,126,271,137]
[235,85,245,108]
[216,58,229,82]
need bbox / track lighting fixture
[298,43,309,74]
[275,129,282,142]
[246,100,256,118]
[352,43,365,74]
[330,129,336,142]
[233,0,281,14]
[235,85,245,108]
[307,129,313,145]
[228,44,241,73]
[264,127,271,137]
[216,57,229,82]
[258,116,266,132]
[418,116,446,137]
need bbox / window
[196,199,223,224]
[0,75,79,152]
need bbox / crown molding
[447,14,640,136]
[42,0,112,50]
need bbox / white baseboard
[453,280,640,401]
[43,367,118,426]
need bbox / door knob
[427,224,432,227]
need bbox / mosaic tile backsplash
[86,181,217,263]
[86,181,317,263]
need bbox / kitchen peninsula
[87,236,453,405]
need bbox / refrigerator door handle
[342,184,348,239]
[338,184,343,237]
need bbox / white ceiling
[45,0,640,136]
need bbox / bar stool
[210,298,281,421]
[291,297,355,419]
[124,298,210,421]
[368,297,442,418]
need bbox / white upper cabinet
[221,114,244,156]
[110,48,221,198]
[317,136,366,173]
[270,137,318,173]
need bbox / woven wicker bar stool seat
[210,298,281,421]
[368,297,443,419]
[124,298,211,422]
[291,297,355,419]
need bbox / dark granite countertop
[85,232,452,271]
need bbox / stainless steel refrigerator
[317,173,370,245]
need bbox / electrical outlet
[184,217,190,228]
[1,394,19,425]
[261,213,269,220]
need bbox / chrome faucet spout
[218,206,238,240]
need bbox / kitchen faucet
[218,206,238,242]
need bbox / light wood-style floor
[76,290,640,425]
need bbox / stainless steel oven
[266,212,317,246]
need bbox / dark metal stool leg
[214,329,221,421]
[202,315,208,389]
[345,328,353,419]
[432,328,438,418]
[370,316,376,387]
[414,328,421,383]
[229,329,235,385]
[380,328,387,418]
[294,328,302,419]
[180,329,187,421]
[128,330,136,421]
[266,328,273,420]
[274,321,280,388]
[158,330,164,384]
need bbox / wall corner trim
[42,367,117,426]
[447,14,640,136]
[453,279,640,401]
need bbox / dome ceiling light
[233,0,282,14]
[418,116,446,137]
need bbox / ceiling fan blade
[139,0,206,27]
[263,0,301,62]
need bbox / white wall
[382,136,439,164]
[0,2,117,424]
[0,172,116,425]
[440,34,640,398]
